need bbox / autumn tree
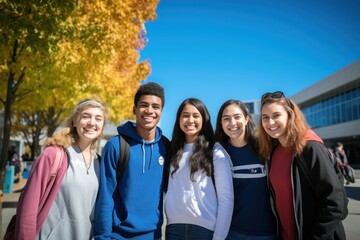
[0,0,77,180]
[0,1,79,232]
[54,0,158,121]
[0,0,160,231]
[9,0,159,159]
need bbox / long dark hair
[215,100,259,153]
[170,98,215,181]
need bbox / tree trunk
[46,106,62,137]
[0,40,24,237]
[0,70,16,238]
[0,169,5,237]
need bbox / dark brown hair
[215,100,259,153]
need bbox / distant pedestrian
[334,142,351,185]
[334,142,349,166]
[8,145,20,182]
[8,145,19,170]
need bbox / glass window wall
[302,87,360,128]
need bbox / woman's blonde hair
[45,99,109,150]
[258,96,309,160]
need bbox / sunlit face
[133,95,163,132]
[221,104,248,141]
[261,102,289,145]
[74,107,105,142]
[180,104,203,143]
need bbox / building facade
[291,60,360,165]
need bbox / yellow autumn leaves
[0,0,159,126]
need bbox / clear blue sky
[140,0,360,138]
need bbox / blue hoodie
[94,121,167,239]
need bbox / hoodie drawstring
[142,143,145,174]
[141,142,155,174]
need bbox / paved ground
[342,179,360,240]
[2,177,360,239]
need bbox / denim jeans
[226,230,278,240]
[165,223,214,240]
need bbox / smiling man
[94,82,169,240]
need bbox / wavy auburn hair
[258,96,309,160]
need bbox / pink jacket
[15,146,68,240]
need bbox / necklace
[77,145,91,175]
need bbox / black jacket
[267,141,347,240]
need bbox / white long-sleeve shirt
[165,142,234,240]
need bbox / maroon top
[269,144,298,240]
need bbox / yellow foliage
[1,0,159,128]
[49,0,159,123]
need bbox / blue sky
[140,0,360,138]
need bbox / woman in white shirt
[165,98,234,240]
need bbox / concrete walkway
[2,178,360,239]
[342,179,360,240]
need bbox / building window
[302,86,360,128]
